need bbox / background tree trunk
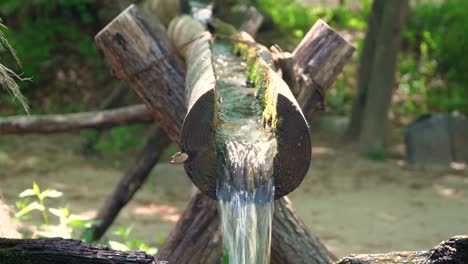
[357,0,408,156]
[346,0,385,141]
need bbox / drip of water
[213,42,277,264]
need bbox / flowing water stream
[213,41,277,264]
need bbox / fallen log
[95,5,333,263]
[336,235,468,264]
[87,127,171,242]
[0,104,152,135]
[0,237,157,264]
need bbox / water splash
[213,41,277,264]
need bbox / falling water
[213,41,277,264]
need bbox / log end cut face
[180,91,218,200]
[273,94,311,199]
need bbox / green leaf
[39,189,63,200]
[109,241,129,251]
[48,207,65,218]
[15,201,44,219]
[18,189,36,198]
[33,182,41,196]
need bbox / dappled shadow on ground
[0,129,467,258]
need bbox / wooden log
[336,235,468,264]
[0,237,157,264]
[95,5,332,263]
[87,127,171,242]
[95,5,186,145]
[271,197,336,263]
[292,19,355,121]
[0,104,152,135]
[1,236,466,264]
[167,15,205,58]
[179,30,311,200]
[240,6,264,36]
[155,193,222,263]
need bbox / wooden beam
[0,104,152,135]
[95,5,186,144]
[292,19,355,121]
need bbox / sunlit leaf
[15,201,44,218]
[109,241,129,251]
[39,189,63,200]
[18,189,36,198]
[33,182,41,196]
[48,208,65,218]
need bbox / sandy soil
[0,129,467,259]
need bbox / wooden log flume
[94,5,335,263]
[176,20,311,200]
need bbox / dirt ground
[0,127,467,259]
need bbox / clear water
[213,41,277,264]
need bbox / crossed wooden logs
[93,5,351,263]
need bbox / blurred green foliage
[402,0,468,115]
[255,0,467,118]
[0,0,101,86]
[253,0,371,39]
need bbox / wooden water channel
[2,1,465,264]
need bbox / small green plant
[15,182,97,238]
[15,181,63,225]
[109,225,159,255]
[15,182,160,254]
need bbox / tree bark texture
[0,237,157,264]
[155,193,222,263]
[292,19,355,121]
[346,0,385,141]
[0,104,152,135]
[336,235,468,264]
[88,128,171,242]
[357,0,408,155]
[271,197,336,263]
[95,5,186,145]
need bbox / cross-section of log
[180,31,311,200]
